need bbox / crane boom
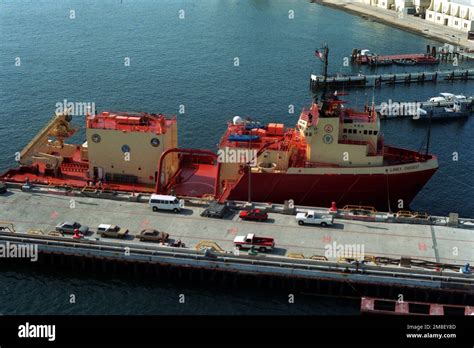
[19,112,76,170]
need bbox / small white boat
[428,93,465,103]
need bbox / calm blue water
[0,0,473,314]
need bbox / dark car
[136,229,169,243]
[55,221,89,235]
[200,202,228,219]
[239,209,268,222]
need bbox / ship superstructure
[206,93,438,210]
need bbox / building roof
[451,0,474,7]
[87,112,175,134]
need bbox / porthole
[151,138,160,147]
[121,144,130,153]
[91,134,101,143]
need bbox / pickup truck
[296,211,334,227]
[239,209,268,222]
[233,233,275,252]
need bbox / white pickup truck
[296,211,334,227]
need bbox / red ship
[165,92,438,211]
[0,93,438,212]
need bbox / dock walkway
[310,69,474,89]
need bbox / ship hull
[228,167,437,211]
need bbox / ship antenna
[322,43,329,100]
[318,44,329,116]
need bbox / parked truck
[233,233,275,252]
[296,211,334,227]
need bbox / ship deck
[1,189,472,266]
[169,163,217,197]
[1,167,156,193]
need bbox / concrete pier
[0,188,473,303]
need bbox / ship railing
[341,109,377,123]
[384,146,432,162]
[303,161,340,168]
[342,205,377,213]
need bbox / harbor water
[0,0,473,314]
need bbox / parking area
[0,190,472,264]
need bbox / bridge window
[343,129,347,133]
[369,130,373,135]
[364,130,368,135]
[374,131,378,135]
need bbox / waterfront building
[364,0,395,10]
[425,0,474,31]
[394,0,431,13]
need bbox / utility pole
[247,128,252,203]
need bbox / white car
[296,211,334,227]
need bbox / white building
[426,0,474,31]
[395,0,431,13]
[364,0,430,12]
[395,0,414,12]
[363,0,396,10]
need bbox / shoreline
[315,0,474,50]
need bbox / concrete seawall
[315,0,474,50]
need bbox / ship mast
[319,44,330,117]
[323,44,329,89]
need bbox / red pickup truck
[233,233,275,252]
[239,209,268,222]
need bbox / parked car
[396,210,414,218]
[97,224,129,239]
[412,211,429,220]
[233,233,275,252]
[239,209,268,222]
[200,202,228,218]
[148,194,183,213]
[136,229,169,243]
[296,211,334,227]
[55,221,89,235]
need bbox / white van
[149,194,183,213]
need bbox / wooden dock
[310,69,474,90]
